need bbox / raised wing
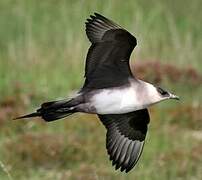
[82,13,137,90]
[98,109,150,173]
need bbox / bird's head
[155,86,179,101]
[143,84,180,107]
[135,81,179,108]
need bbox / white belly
[91,86,141,114]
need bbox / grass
[0,0,202,179]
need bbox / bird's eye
[157,87,169,96]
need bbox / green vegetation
[0,0,202,179]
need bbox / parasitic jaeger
[15,13,179,173]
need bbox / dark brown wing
[82,13,137,90]
[98,109,150,173]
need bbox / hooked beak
[169,93,180,100]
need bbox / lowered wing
[98,109,150,172]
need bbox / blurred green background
[0,0,202,179]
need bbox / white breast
[91,86,141,114]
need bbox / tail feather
[41,111,74,121]
[13,112,41,120]
[14,99,78,122]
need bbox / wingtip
[94,12,100,16]
[90,15,95,19]
[93,12,107,21]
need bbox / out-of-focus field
[0,0,202,179]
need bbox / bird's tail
[14,99,78,122]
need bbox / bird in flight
[15,13,179,173]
